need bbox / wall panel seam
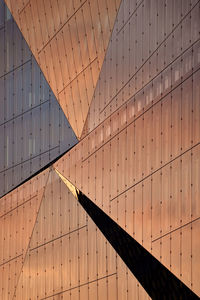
[29,224,87,251]
[0,194,37,218]
[0,58,31,80]
[18,0,31,15]
[117,0,144,35]
[37,0,87,55]
[82,62,200,162]
[110,141,200,202]
[100,0,200,113]
[58,57,98,95]
[152,216,200,242]
[40,272,117,300]
[0,253,22,267]
[11,169,50,300]
[0,98,50,127]
[80,37,200,142]
[0,145,59,174]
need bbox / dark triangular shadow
[76,190,199,300]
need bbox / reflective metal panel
[0,1,77,196]
[5,0,121,139]
[1,0,200,298]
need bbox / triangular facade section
[0,168,49,299]
[0,0,78,197]
[54,146,200,297]
[81,0,127,138]
[13,168,150,299]
[4,0,122,139]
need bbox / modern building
[0,0,200,299]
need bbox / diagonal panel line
[55,169,199,300]
[58,57,98,95]
[29,225,87,252]
[1,141,77,199]
[0,194,37,218]
[11,169,51,300]
[40,272,117,300]
[152,216,200,243]
[55,171,199,299]
[79,0,123,139]
[0,58,31,81]
[18,0,31,15]
[100,0,200,114]
[76,190,199,300]
[38,0,87,54]
[116,0,144,35]
[0,145,59,174]
[0,254,23,267]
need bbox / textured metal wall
[4,0,121,138]
[0,169,49,299]
[0,0,200,299]
[0,1,77,197]
[82,0,200,135]
[54,0,200,296]
[0,168,151,299]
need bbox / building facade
[0,0,200,299]
[0,1,77,197]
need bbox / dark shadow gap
[0,142,77,199]
[76,190,199,300]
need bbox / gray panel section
[0,1,77,197]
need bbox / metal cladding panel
[1,0,200,298]
[0,1,78,197]
[82,0,200,137]
[54,1,200,295]
[0,168,49,299]
[54,129,200,298]
[0,168,150,300]
[5,0,122,139]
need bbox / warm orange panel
[171,86,181,158]
[161,94,172,165]
[95,147,103,208]
[181,151,192,224]
[2,1,200,299]
[181,77,192,152]
[79,226,88,284]
[134,183,143,245]
[5,0,121,139]
[181,224,192,289]
[152,171,161,240]
[171,229,181,279]
[110,136,118,200]
[143,177,152,251]
[126,122,136,188]
[125,188,134,237]
[191,145,200,220]
[107,275,117,300]
[192,219,200,296]
[88,154,95,201]
[89,281,98,300]
[161,164,171,235]
[161,234,171,271]
[0,169,49,299]
[135,117,144,183]
[117,193,126,231]
[171,158,181,230]
[143,108,153,177]
[118,128,127,194]
[193,69,200,145]
[54,169,152,299]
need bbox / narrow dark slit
[76,190,199,300]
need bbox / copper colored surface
[5,0,121,138]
